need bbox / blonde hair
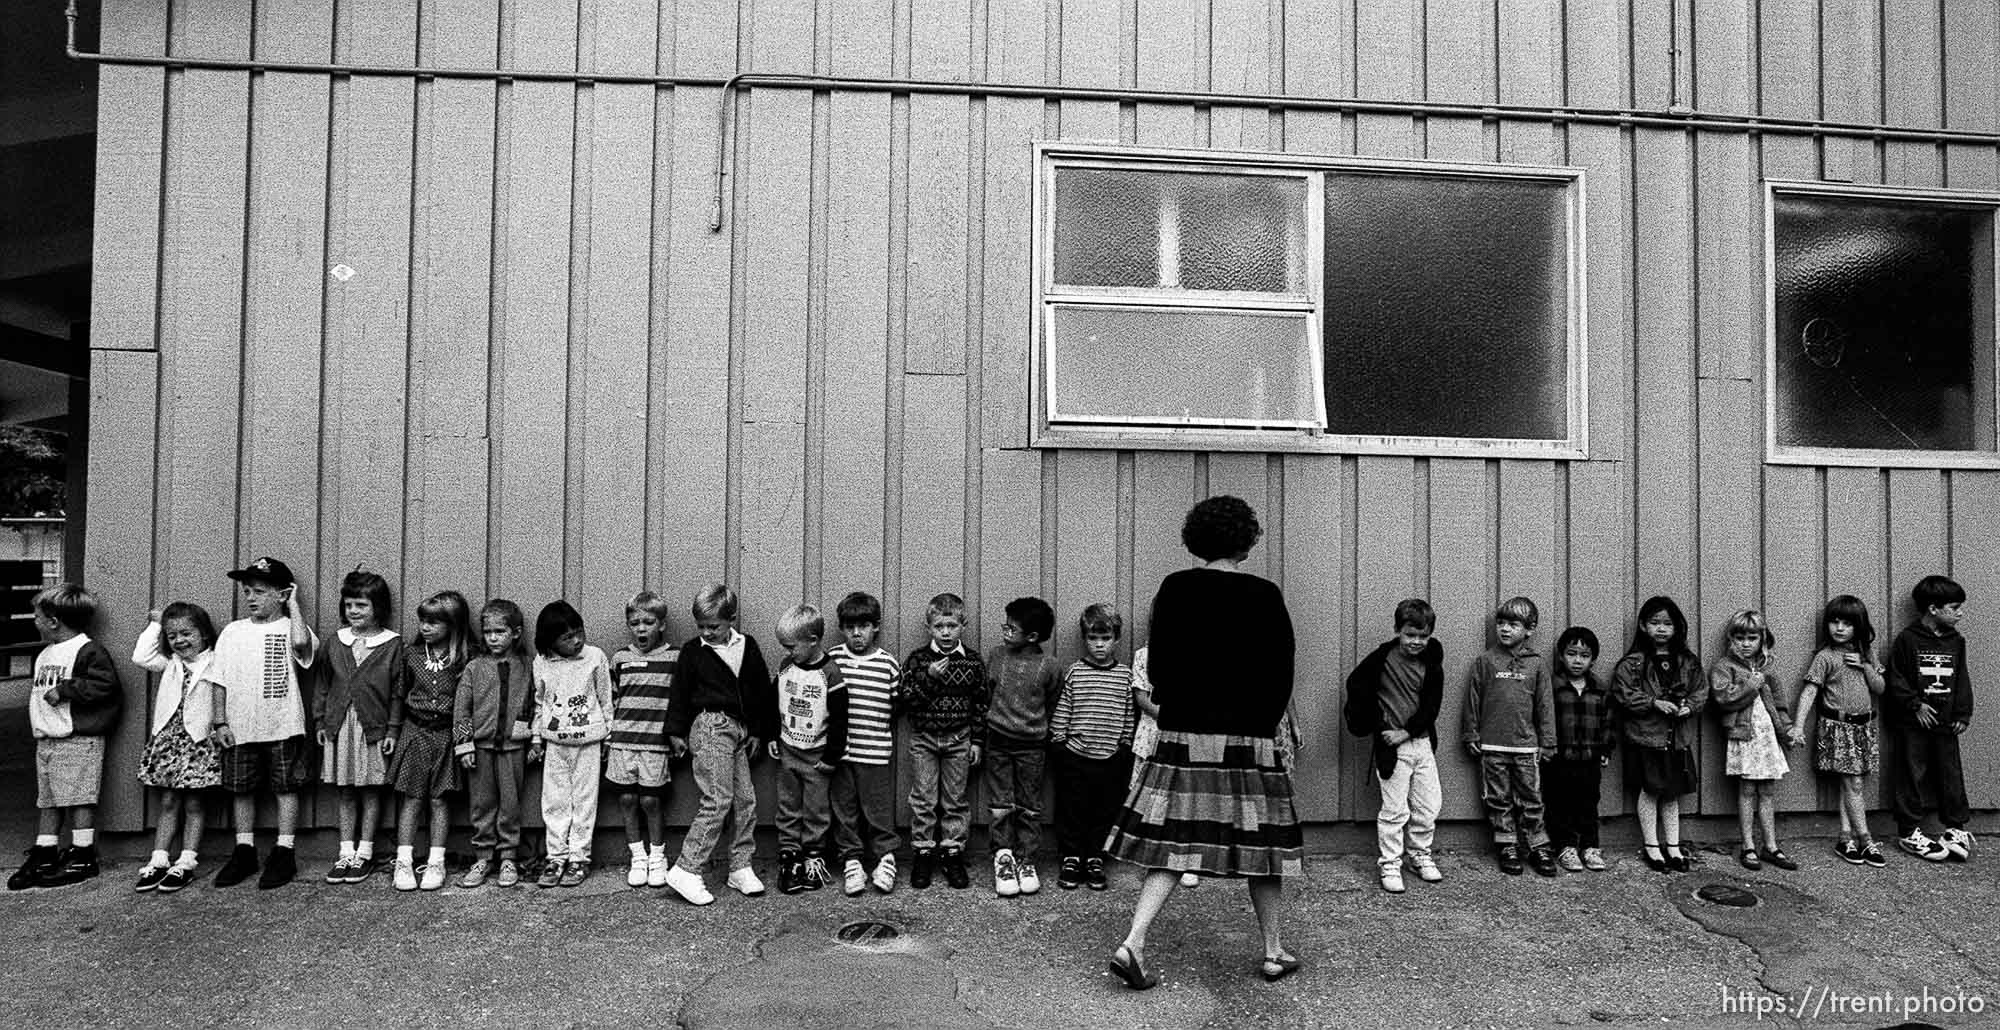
[776,604,823,644]
[692,583,738,622]
[1722,608,1773,658]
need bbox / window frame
[1030,142,1591,459]
[1763,179,2000,470]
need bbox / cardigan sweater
[664,632,776,741]
[313,628,408,744]
[134,620,216,739]
[1147,567,1296,737]
[1344,637,1446,779]
[452,653,534,756]
[1708,654,1794,742]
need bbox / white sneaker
[993,849,1020,897]
[393,859,418,892]
[627,853,648,888]
[1017,861,1041,895]
[1178,871,1200,888]
[871,854,897,894]
[726,866,766,896]
[419,862,446,891]
[1380,870,1406,893]
[1898,829,1951,862]
[1940,828,1975,861]
[646,852,669,888]
[843,858,867,896]
[1411,856,1444,883]
[663,864,714,906]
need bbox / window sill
[1033,424,1589,459]
[1766,447,2000,471]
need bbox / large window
[1032,145,1587,457]
[1766,182,2000,468]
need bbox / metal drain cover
[835,920,902,944]
[1695,884,1759,908]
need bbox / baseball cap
[226,556,296,589]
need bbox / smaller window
[1767,183,2000,468]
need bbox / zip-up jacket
[453,653,534,756]
[1344,637,1445,779]
[1709,653,1794,742]
[1459,643,1556,753]
[1610,650,1707,749]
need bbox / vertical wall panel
[1882,0,1943,187]
[1567,459,1630,813]
[1630,130,1696,605]
[1427,459,1493,820]
[91,2,168,353]
[822,93,893,605]
[1052,450,1119,666]
[1135,0,1201,143]
[407,0,498,603]
[1497,462,1559,628]
[577,8,660,637]
[1950,474,2000,806]
[1757,0,1820,175]
[1208,0,1270,148]
[906,97,971,375]
[1762,468,1827,813]
[1496,0,1561,162]
[1424,0,1492,158]
[1058,0,1121,140]
[1281,454,1345,819]
[1353,0,1420,156]
[1129,452,1197,626]
[1821,0,1882,183]
[672,0,742,76]
[1942,1,1998,188]
[1694,377,1758,813]
[1825,468,1887,613]
[1208,455,1269,578]
[901,377,971,638]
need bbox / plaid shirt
[1552,671,1617,761]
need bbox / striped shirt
[609,643,678,751]
[1052,659,1135,760]
[828,644,900,765]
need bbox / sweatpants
[831,761,901,862]
[467,746,526,859]
[1891,723,1971,834]
[541,741,602,862]
[775,741,831,854]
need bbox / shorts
[220,736,314,794]
[604,745,670,789]
[35,737,105,808]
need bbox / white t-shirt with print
[29,634,88,738]
[207,617,318,743]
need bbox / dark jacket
[1610,650,1707,749]
[313,632,409,744]
[38,638,124,738]
[1343,637,1445,779]
[1708,654,1793,742]
[664,633,776,741]
[1885,620,1973,730]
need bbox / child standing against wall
[315,569,408,885]
[902,593,986,890]
[663,583,775,905]
[388,590,472,892]
[1709,610,1796,871]
[609,591,679,888]
[1460,597,1557,877]
[1789,595,1887,866]
[827,591,903,892]
[8,584,121,890]
[132,603,222,892]
[1885,575,1975,863]
[1343,599,1445,893]
[204,557,318,890]
[1051,604,1136,892]
[1611,595,1707,873]
[531,601,614,888]
[770,604,843,895]
[985,596,1062,897]
[1544,627,1614,873]
[454,599,535,888]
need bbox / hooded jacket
[1886,620,1973,731]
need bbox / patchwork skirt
[1104,729,1304,878]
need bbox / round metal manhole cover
[1695,884,1759,908]
[835,920,901,944]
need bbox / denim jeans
[1479,750,1547,847]
[983,736,1046,856]
[907,726,972,852]
[676,712,758,874]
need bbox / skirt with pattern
[1724,701,1791,781]
[387,719,462,798]
[320,709,389,787]
[136,699,222,791]
[1104,729,1304,878]
[1815,715,1879,776]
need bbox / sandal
[1259,953,1301,983]
[1110,944,1158,991]
[1737,848,1762,871]
[1760,847,1798,871]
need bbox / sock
[275,834,296,849]
[34,835,57,848]
[73,829,95,848]
[630,842,647,861]
[427,847,446,867]
[396,845,414,864]
[149,849,171,868]
[175,849,198,867]
[356,841,375,860]
[236,832,255,847]
[648,843,666,859]
[339,840,357,860]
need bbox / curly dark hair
[1181,495,1262,562]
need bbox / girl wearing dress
[133,603,223,892]
[1106,496,1302,990]
[1709,609,1796,871]
[1787,595,1887,867]
[1611,595,1707,873]
[388,590,473,891]
[314,569,410,884]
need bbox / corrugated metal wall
[85,0,2000,830]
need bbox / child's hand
[1653,699,1678,716]
[41,687,60,705]
[969,744,983,766]
[928,658,948,678]
[147,607,163,623]
[1951,719,1969,735]
[211,724,237,748]
[459,752,477,770]
[1598,755,1610,768]
[316,729,329,746]
[813,761,835,774]
[528,742,545,763]
[1785,729,1804,748]
[1463,741,1481,759]
[1378,728,1409,747]
[1538,746,1556,762]
[668,735,688,759]
[380,735,397,757]
[1917,705,1941,729]
[767,741,781,761]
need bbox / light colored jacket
[134,620,214,739]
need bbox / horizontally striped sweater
[1051,659,1135,760]
[609,642,678,751]
[828,644,900,765]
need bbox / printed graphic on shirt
[1917,651,1957,699]
[552,693,596,732]
[262,633,290,699]
[33,662,64,689]
[785,680,825,728]
[1496,670,1527,681]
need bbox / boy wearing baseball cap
[199,557,320,888]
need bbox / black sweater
[1342,637,1445,779]
[1147,568,1295,737]
[664,634,776,742]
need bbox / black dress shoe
[1639,845,1667,873]
[214,844,259,887]
[7,845,59,891]
[1663,845,1691,872]
[37,845,100,887]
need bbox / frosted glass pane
[1773,193,1996,451]
[1047,305,1317,425]
[1053,169,1305,293]
[1322,173,1570,440]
